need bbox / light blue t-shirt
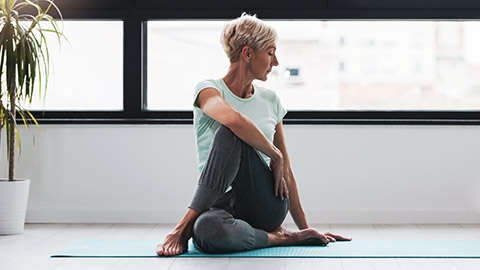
[193,78,288,173]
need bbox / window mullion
[123,12,143,118]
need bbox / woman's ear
[241,46,252,63]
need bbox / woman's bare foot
[156,229,190,256]
[157,209,200,256]
[267,226,352,247]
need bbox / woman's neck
[222,63,254,99]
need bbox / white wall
[1,124,480,224]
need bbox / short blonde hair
[220,13,278,63]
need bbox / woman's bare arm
[273,121,309,230]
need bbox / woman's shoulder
[254,83,279,100]
[195,78,224,90]
[195,78,226,96]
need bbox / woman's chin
[255,74,269,81]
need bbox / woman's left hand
[270,155,289,200]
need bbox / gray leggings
[189,125,289,253]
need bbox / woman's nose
[273,56,279,66]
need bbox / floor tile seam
[167,257,177,270]
[107,223,156,239]
[414,223,431,240]
[106,258,121,270]
[224,257,232,270]
[49,258,65,270]
[418,223,474,240]
[137,223,157,240]
[89,223,118,240]
[449,224,474,240]
[372,224,384,240]
[394,258,405,270]
[62,223,117,242]
[141,223,159,240]
[450,259,463,270]
[459,224,479,240]
[95,223,117,239]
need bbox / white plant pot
[0,179,30,235]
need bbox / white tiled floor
[0,223,479,270]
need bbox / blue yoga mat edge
[50,255,480,258]
[50,239,480,258]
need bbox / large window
[21,0,480,124]
[22,21,123,111]
[147,20,480,111]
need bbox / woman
[157,13,351,256]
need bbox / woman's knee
[193,210,227,238]
[193,210,233,251]
[193,209,247,253]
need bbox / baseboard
[26,208,480,224]
[26,209,187,224]
[303,210,480,224]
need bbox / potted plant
[0,0,63,235]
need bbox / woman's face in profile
[250,43,279,81]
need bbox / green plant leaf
[15,104,27,128]
[0,0,65,180]
[24,106,40,130]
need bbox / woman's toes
[173,245,179,255]
[157,245,165,256]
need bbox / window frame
[23,0,480,125]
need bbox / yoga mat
[51,239,480,258]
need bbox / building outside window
[147,21,480,112]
